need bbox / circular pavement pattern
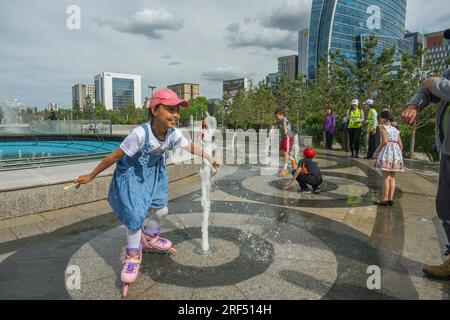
[242,173,369,200]
[67,212,338,300]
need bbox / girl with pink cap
[74,88,218,297]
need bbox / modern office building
[223,78,251,99]
[167,83,200,101]
[308,0,407,79]
[424,29,450,72]
[94,72,142,110]
[404,31,425,57]
[278,55,298,81]
[298,28,309,78]
[72,84,95,111]
[266,72,279,88]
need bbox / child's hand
[74,175,93,188]
[208,157,219,168]
[283,181,293,190]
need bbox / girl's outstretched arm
[74,147,126,187]
[186,142,219,167]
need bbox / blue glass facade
[404,32,424,56]
[308,0,407,78]
[112,78,134,110]
[266,72,279,88]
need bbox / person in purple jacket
[323,106,336,150]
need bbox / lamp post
[148,86,156,97]
[146,86,157,110]
[221,107,225,128]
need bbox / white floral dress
[373,125,404,172]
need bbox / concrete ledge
[0,162,200,221]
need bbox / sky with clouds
[0,0,449,109]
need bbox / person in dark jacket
[323,106,336,150]
[285,147,322,193]
[402,28,450,280]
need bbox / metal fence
[30,120,112,134]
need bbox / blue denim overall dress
[108,123,172,231]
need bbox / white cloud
[406,0,450,33]
[201,67,250,82]
[260,0,311,31]
[244,17,254,25]
[225,22,297,50]
[94,8,184,40]
[224,0,310,51]
[225,22,240,33]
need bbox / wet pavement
[0,150,449,300]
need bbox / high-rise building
[308,0,407,79]
[94,72,142,111]
[223,78,251,99]
[72,84,95,111]
[298,29,309,78]
[167,83,200,101]
[404,31,425,57]
[278,55,298,81]
[424,30,450,72]
[266,72,279,88]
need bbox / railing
[0,151,111,171]
[29,120,112,135]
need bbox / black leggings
[325,132,333,150]
[348,128,361,154]
[367,128,380,159]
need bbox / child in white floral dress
[373,109,404,206]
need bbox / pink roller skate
[141,227,177,255]
[121,246,142,298]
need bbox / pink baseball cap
[149,88,189,108]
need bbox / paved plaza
[0,150,448,299]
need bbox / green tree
[395,48,436,159]
[251,81,276,129]
[83,95,95,119]
[228,89,248,129]
[179,96,208,125]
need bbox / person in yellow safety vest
[363,99,379,159]
[345,99,365,158]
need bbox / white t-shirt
[120,122,189,158]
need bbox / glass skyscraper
[404,32,424,57]
[112,78,135,110]
[94,72,141,111]
[308,0,407,79]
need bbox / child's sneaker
[312,187,320,194]
[278,168,289,177]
